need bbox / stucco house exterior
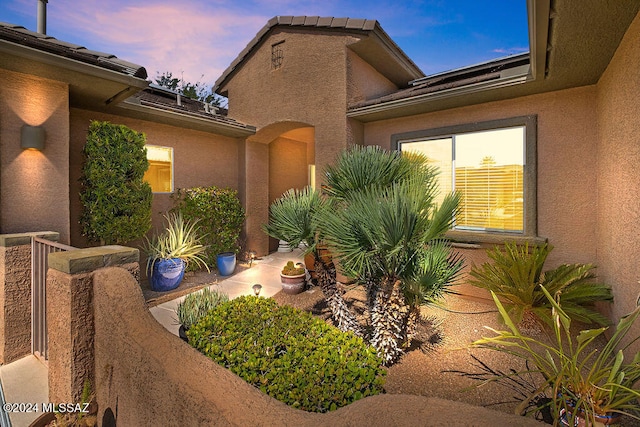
[1,0,639,355]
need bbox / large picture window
[144,145,173,193]
[393,116,537,239]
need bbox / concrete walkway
[0,355,48,427]
[0,249,301,427]
[149,249,303,336]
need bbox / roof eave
[528,0,551,81]
[347,23,424,86]
[346,66,530,121]
[117,99,256,138]
[0,39,148,90]
[0,39,149,111]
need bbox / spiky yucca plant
[143,212,210,275]
[468,242,613,327]
[262,187,361,334]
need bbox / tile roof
[0,22,147,78]
[214,15,419,92]
[124,85,256,133]
[349,53,530,110]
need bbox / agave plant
[468,242,613,327]
[143,212,210,274]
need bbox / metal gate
[31,236,76,362]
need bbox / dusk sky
[1,0,528,91]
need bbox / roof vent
[37,0,48,34]
[204,103,218,115]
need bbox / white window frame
[392,115,539,244]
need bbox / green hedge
[187,296,386,412]
[80,121,152,245]
[171,187,245,268]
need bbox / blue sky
[1,0,528,89]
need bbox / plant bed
[187,296,386,412]
[271,290,640,425]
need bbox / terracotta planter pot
[281,273,305,295]
[304,252,317,279]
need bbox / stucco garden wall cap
[48,246,139,275]
[0,231,59,247]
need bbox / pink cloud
[47,0,268,87]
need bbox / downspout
[37,0,48,34]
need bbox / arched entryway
[267,126,315,251]
[240,121,315,256]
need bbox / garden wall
[91,265,539,426]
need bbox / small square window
[144,145,173,193]
[271,41,284,70]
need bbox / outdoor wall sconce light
[21,125,45,150]
[252,284,262,296]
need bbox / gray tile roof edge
[0,22,147,79]
[214,15,381,92]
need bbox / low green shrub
[187,296,386,412]
[171,186,245,269]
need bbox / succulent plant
[281,260,305,276]
[176,288,229,330]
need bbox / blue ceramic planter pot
[217,252,236,276]
[150,258,185,292]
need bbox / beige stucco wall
[268,136,309,251]
[69,108,241,248]
[596,10,640,354]
[91,266,540,427]
[0,243,31,364]
[222,29,363,176]
[347,50,399,105]
[222,29,369,254]
[363,86,599,280]
[0,70,71,243]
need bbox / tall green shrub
[171,186,245,268]
[80,121,152,245]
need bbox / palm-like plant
[321,147,463,364]
[262,187,361,334]
[468,242,613,328]
[264,146,463,363]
